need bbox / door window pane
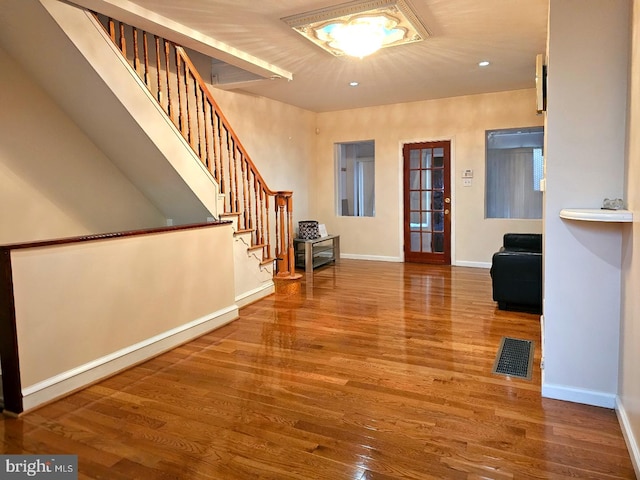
[422,150,432,168]
[422,233,432,252]
[433,233,444,253]
[432,170,443,189]
[410,192,420,210]
[410,149,420,169]
[411,232,421,252]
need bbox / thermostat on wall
[462,169,474,178]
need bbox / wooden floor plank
[0,260,635,479]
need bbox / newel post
[275,192,300,279]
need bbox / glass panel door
[403,141,451,264]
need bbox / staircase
[93,13,300,287]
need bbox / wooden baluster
[242,157,251,232]
[108,18,116,44]
[217,115,227,210]
[184,66,192,148]
[154,36,163,107]
[237,156,245,229]
[175,50,186,136]
[186,69,194,151]
[185,69,194,149]
[133,28,140,74]
[222,123,230,211]
[203,99,213,173]
[260,185,267,259]
[119,22,126,57]
[274,195,281,265]
[265,193,271,260]
[227,131,236,212]
[252,171,264,248]
[165,40,173,122]
[195,74,205,160]
[193,77,209,159]
[142,31,150,87]
[212,110,221,184]
[234,143,241,215]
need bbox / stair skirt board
[236,281,275,308]
[19,306,238,413]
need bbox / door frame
[399,138,455,264]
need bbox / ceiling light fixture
[479,60,490,67]
[350,81,360,86]
[282,0,430,59]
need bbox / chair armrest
[490,251,542,307]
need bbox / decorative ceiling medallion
[281,0,430,58]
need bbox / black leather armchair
[490,233,542,313]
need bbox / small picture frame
[318,224,328,237]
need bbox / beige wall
[314,90,543,264]
[189,52,544,265]
[621,0,640,473]
[0,45,166,245]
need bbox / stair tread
[220,212,242,217]
[234,228,255,235]
[248,244,266,251]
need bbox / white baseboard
[340,254,402,262]
[454,261,491,269]
[340,256,492,268]
[236,281,275,308]
[616,396,640,479]
[20,306,239,413]
[542,382,616,408]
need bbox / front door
[403,141,451,264]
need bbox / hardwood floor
[0,260,635,479]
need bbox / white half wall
[542,0,629,405]
[9,224,237,412]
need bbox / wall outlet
[463,178,472,187]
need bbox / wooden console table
[293,235,340,274]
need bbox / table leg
[305,242,313,274]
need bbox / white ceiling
[71,0,549,113]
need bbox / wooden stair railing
[94,13,299,278]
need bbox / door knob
[445,209,450,215]
[445,197,451,204]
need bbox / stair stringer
[218,196,274,307]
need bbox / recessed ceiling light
[479,60,490,67]
[350,81,359,87]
